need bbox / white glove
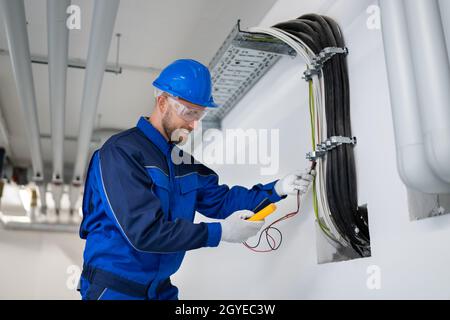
[275,168,316,196]
[220,210,264,243]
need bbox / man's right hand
[220,210,264,243]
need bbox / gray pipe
[0,0,44,181]
[0,106,13,160]
[439,0,450,64]
[47,0,70,183]
[72,0,120,184]
[47,0,70,213]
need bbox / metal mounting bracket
[306,136,357,161]
[303,47,349,81]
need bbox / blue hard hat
[153,59,218,108]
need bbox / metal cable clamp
[306,136,357,161]
[303,47,349,81]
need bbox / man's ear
[157,95,168,113]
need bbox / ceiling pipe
[404,0,450,184]
[0,0,44,183]
[70,0,120,211]
[72,0,120,184]
[379,0,450,193]
[438,0,450,68]
[48,0,70,215]
[0,104,13,161]
[0,49,160,74]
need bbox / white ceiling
[0,0,276,179]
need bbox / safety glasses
[167,96,209,122]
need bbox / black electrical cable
[272,21,321,53]
[302,14,362,251]
[326,16,370,244]
[273,14,371,257]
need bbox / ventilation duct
[380,0,450,193]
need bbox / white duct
[379,0,450,193]
[405,0,450,184]
[72,0,120,185]
[48,0,70,213]
[0,0,44,182]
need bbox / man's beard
[162,110,190,144]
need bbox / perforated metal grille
[204,21,295,129]
[208,47,281,120]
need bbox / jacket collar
[136,117,173,155]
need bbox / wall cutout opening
[316,205,371,264]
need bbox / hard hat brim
[153,81,219,108]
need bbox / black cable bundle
[273,15,371,257]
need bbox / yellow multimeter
[247,203,277,221]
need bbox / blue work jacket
[79,117,285,299]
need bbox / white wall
[173,0,450,299]
[0,228,84,299]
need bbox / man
[79,59,315,300]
